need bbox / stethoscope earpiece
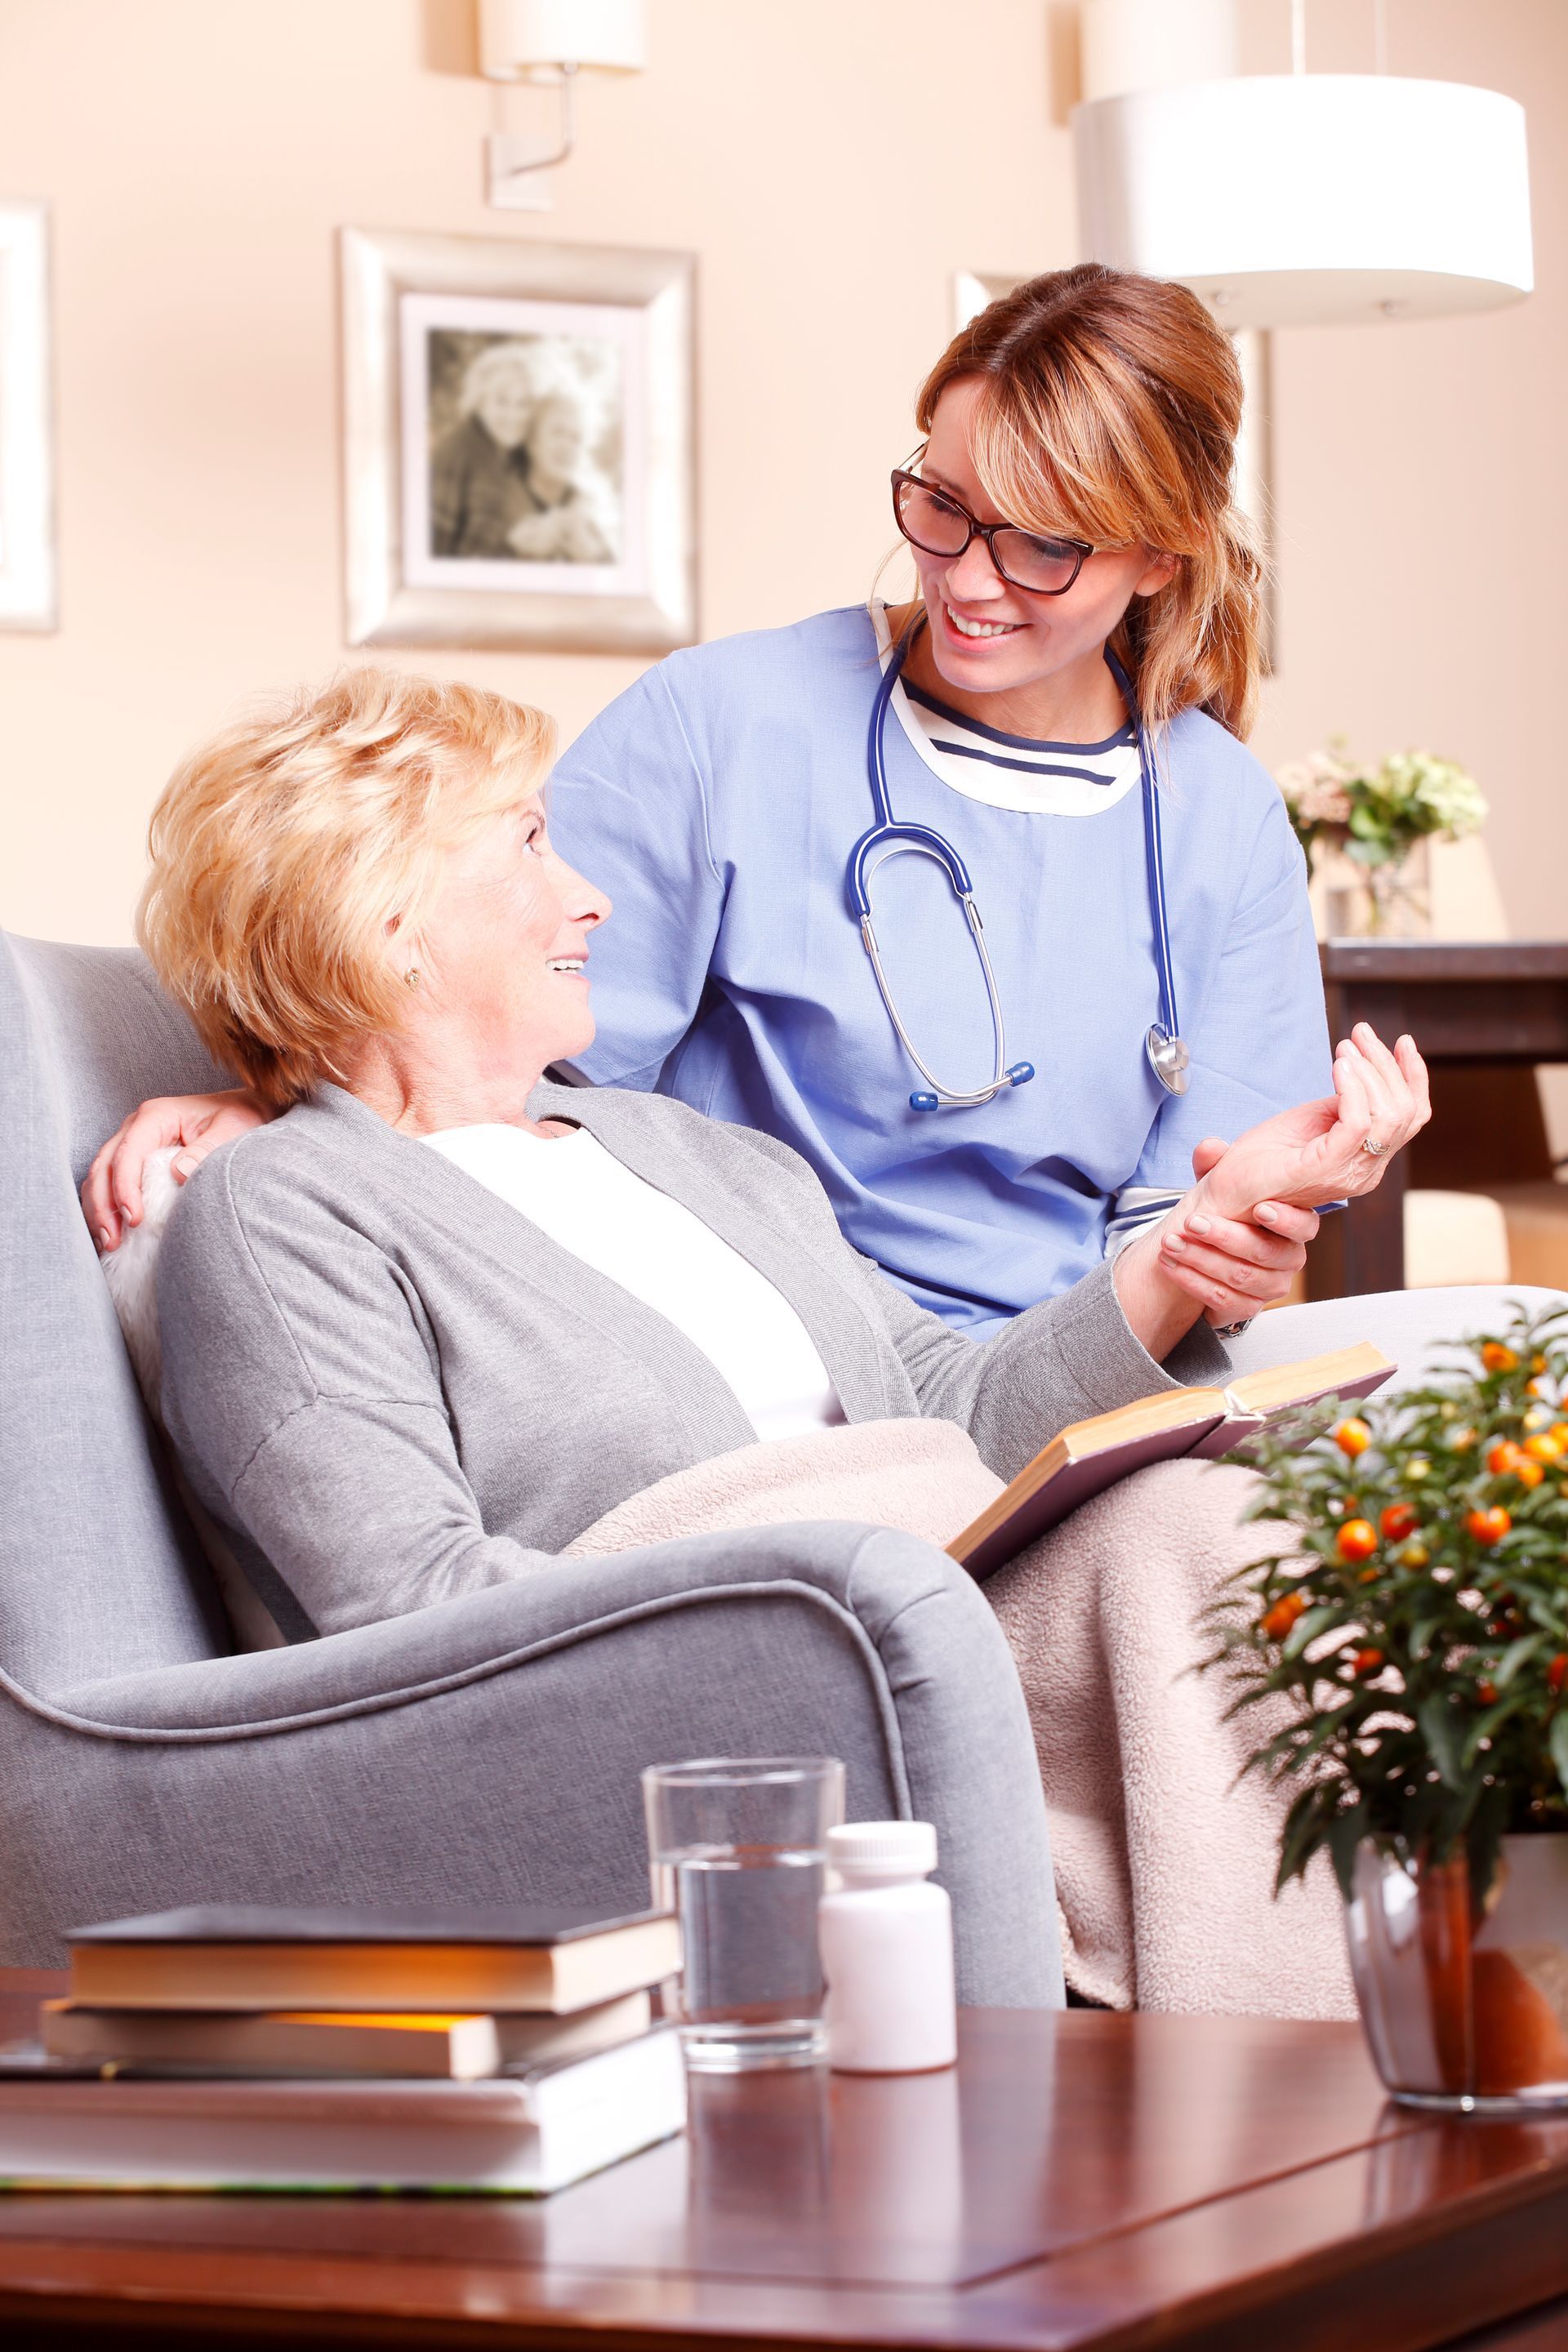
[856,626,1187,1111]
[912,1059,1032,1111]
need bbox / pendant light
[1073,0,1533,328]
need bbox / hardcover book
[65,1904,681,2016]
[950,1343,1393,1579]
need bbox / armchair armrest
[0,1523,1062,2007]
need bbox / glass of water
[642,1756,844,2072]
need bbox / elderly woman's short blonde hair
[459,337,570,419]
[137,668,555,1107]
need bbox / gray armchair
[0,932,1062,2002]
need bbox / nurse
[86,265,1423,1334]
[542,263,1353,1332]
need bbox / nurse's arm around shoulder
[882,1025,1428,1485]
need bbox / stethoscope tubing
[851,623,1186,1110]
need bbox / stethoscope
[848,626,1190,1111]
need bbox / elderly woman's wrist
[1112,1224,1205,1361]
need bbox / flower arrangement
[1203,1303,1568,1911]
[1276,746,1488,928]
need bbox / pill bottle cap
[828,1820,938,1877]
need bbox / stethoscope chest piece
[1146,1026,1190,1098]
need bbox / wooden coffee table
[0,1970,1565,2350]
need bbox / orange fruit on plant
[1399,1541,1431,1569]
[1380,1502,1419,1542]
[1259,1591,1309,1643]
[1526,1432,1564,1463]
[1336,1518,1378,1565]
[1466,1507,1512,1547]
[1350,1647,1385,1678]
[1548,1654,1568,1696]
[1487,1440,1525,1477]
[1481,1343,1519,1374]
[1516,1458,1545,1490]
[1334,1419,1372,1458]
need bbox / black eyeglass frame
[889,466,1098,598]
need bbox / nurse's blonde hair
[915,264,1263,738]
[136,668,555,1107]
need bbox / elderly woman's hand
[1192,1025,1430,1227]
[1116,1026,1428,1353]
[82,1089,271,1252]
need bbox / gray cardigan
[158,1082,1227,1639]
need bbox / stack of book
[0,1901,685,2194]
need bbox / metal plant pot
[1347,1833,1568,2111]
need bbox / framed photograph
[0,203,56,632]
[341,229,695,654]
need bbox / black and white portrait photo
[424,328,623,568]
[341,229,694,655]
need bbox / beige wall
[1,0,1563,962]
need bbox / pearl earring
[404,968,421,989]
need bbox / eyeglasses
[890,467,1098,596]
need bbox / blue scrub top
[548,604,1332,1334]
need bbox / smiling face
[910,378,1175,715]
[472,361,537,453]
[527,395,586,487]
[404,795,609,1074]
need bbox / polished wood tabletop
[0,1971,1566,2350]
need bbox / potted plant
[1205,1303,1568,2110]
[1276,746,1487,937]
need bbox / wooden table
[1312,941,1568,1298]
[0,1972,1566,2350]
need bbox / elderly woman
[505,390,618,565]
[429,341,546,560]
[123,669,1425,1651]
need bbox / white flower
[1380,751,1487,838]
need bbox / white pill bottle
[818,1820,957,2074]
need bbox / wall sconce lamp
[480,0,647,212]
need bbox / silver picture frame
[341,228,696,654]
[0,203,56,633]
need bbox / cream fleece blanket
[568,1419,1354,2020]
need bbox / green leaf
[1409,1615,1445,1662]
[1419,1695,1468,1793]
[1276,1785,1332,1892]
[1461,1693,1528,1770]
[1494,1634,1545,1689]
[1326,1805,1368,1902]
[1552,1710,1568,1799]
[1284,1605,1344,1659]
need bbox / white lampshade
[1075,74,1533,327]
[479,0,646,80]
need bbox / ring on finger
[1361,1136,1390,1157]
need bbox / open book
[950,1343,1393,1581]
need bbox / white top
[421,1123,844,1444]
[871,600,1142,817]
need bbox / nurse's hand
[82,1089,272,1252]
[1116,1192,1315,1355]
[1193,1026,1430,1224]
